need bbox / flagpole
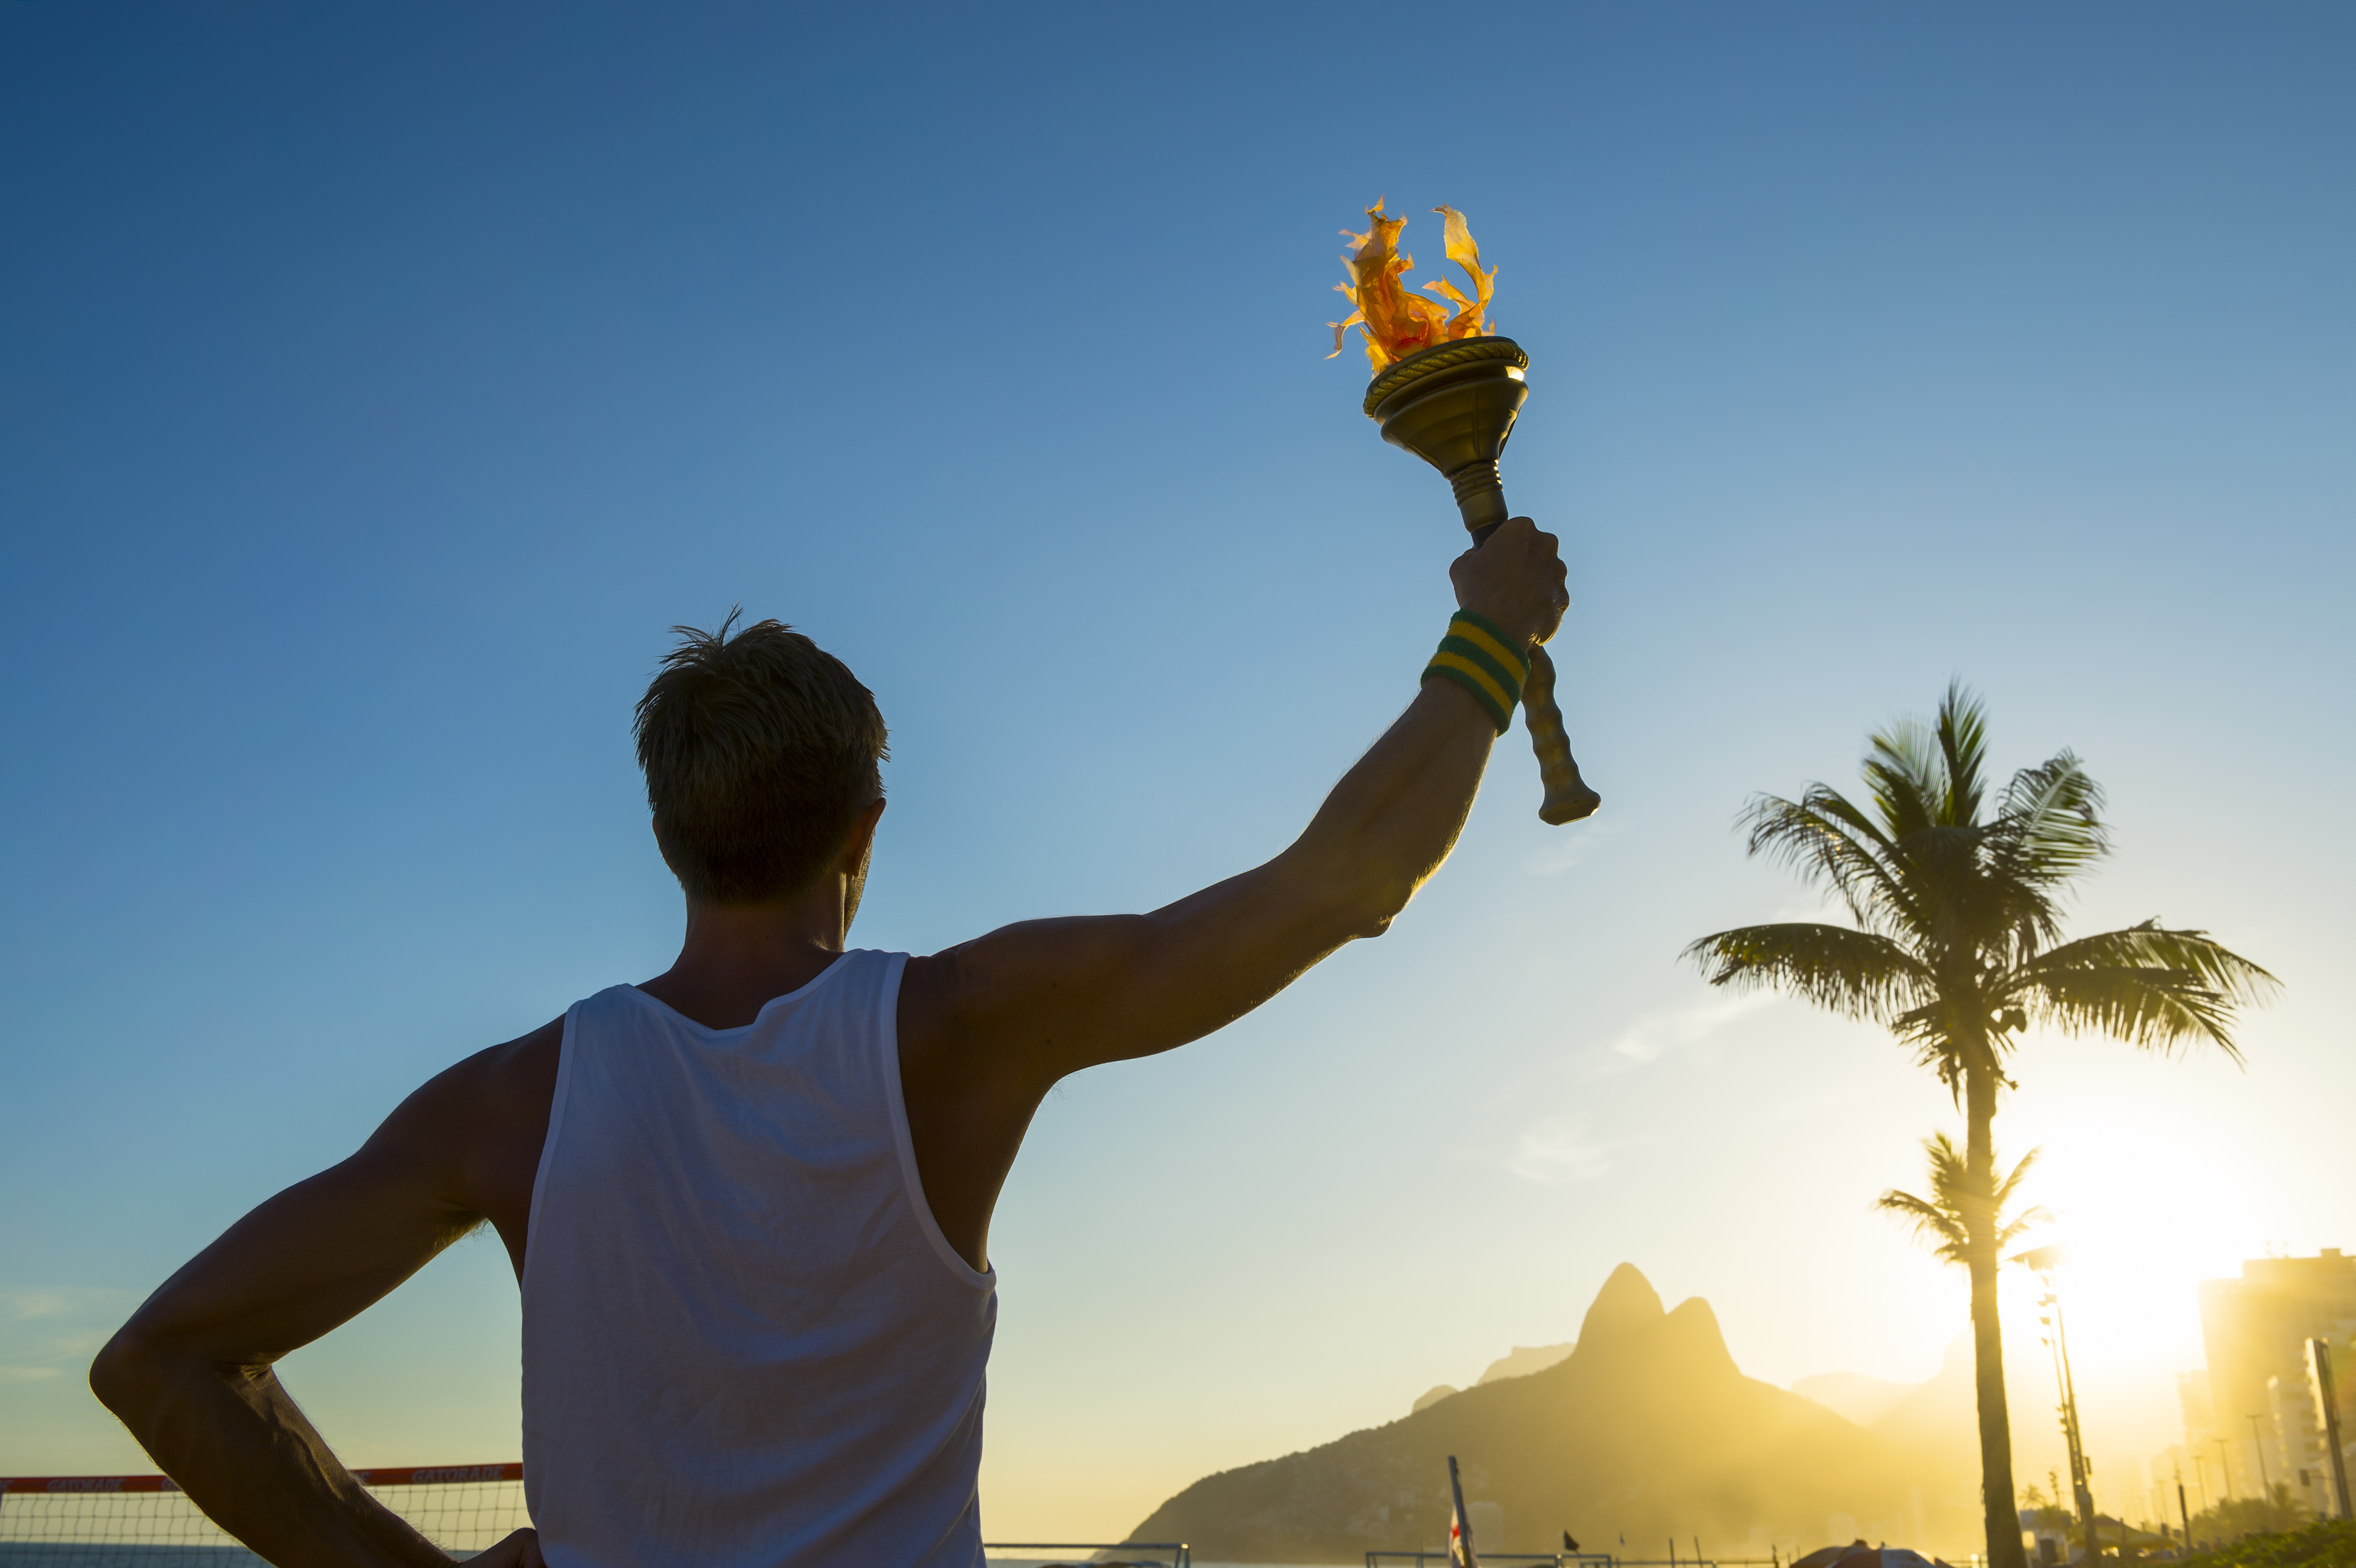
[1447,1455,1479,1568]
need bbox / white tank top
[521,950,996,1568]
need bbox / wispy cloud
[1499,1116,1612,1185]
[2,1287,132,1323]
[2,1291,75,1322]
[1524,819,1621,877]
[0,1287,135,1377]
[1605,990,1780,1064]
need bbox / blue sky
[3,1,2352,1545]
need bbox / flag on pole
[1447,1454,1479,1568]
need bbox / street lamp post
[2015,1248,2100,1561]
[2246,1414,2274,1530]
[2314,1339,2353,1521]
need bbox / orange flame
[1327,199,1497,373]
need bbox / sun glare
[1963,1077,2296,1481]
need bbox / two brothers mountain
[1127,1264,1982,1562]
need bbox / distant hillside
[1792,1370,1919,1427]
[1409,1341,1579,1416]
[1478,1341,1576,1386]
[1122,1265,1979,1562]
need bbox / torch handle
[1467,516,1601,825]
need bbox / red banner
[3,1464,522,1493]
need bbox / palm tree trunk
[1966,1063,2027,1568]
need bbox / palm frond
[1987,1143,2038,1208]
[1988,1146,2051,1251]
[1680,922,1932,1023]
[1987,751,2108,911]
[2004,921,2279,1059]
[1935,680,1990,825]
[1878,1131,2044,1267]
[2027,921,2277,995]
[1741,789,1926,940]
[1997,1203,2051,1253]
[1861,682,1991,834]
[1890,822,1992,947]
[1876,1186,1969,1264]
[1864,718,1949,839]
[2013,968,2240,1058]
[1895,998,2015,1080]
[1889,1000,1953,1057]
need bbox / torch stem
[1450,460,1511,537]
[1458,481,1600,826]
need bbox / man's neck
[638,894,847,1031]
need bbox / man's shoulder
[896,952,953,1059]
[471,1015,566,1107]
[899,917,1151,1025]
[896,943,1010,1045]
[377,1015,565,1173]
[370,1014,568,1256]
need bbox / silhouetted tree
[1878,1132,2046,1266]
[2189,1483,2310,1545]
[1682,684,2275,1568]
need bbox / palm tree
[1879,1133,2064,1549]
[1682,683,2275,1568]
[1876,1132,2046,1268]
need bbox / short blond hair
[633,613,887,903]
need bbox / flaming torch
[1332,201,1600,824]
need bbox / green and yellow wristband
[1424,610,1529,734]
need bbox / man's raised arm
[897,518,1570,1258]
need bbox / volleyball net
[1,1472,1199,1566]
[0,1465,525,1564]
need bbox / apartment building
[2196,1249,2356,1511]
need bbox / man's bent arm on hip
[90,518,1570,1567]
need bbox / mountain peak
[1660,1295,1739,1377]
[1576,1262,1665,1347]
[1122,1261,1947,1559]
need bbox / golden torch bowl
[1365,335,1529,542]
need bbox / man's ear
[841,798,887,868]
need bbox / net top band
[2,1462,522,1493]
